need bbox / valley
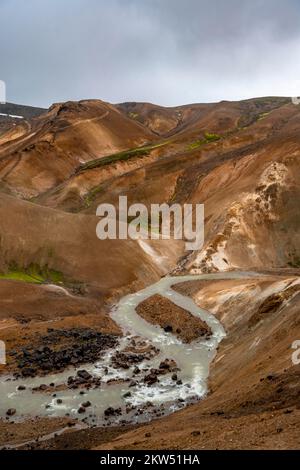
[0,96,299,450]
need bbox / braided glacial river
[0,271,259,428]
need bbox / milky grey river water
[0,271,260,428]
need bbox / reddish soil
[1,96,300,450]
[136,294,211,342]
[95,275,300,450]
[0,280,121,376]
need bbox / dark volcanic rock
[17,385,26,391]
[104,406,122,417]
[129,380,138,387]
[159,358,178,372]
[21,367,36,377]
[82,401,91,408]
[163,324,173,333]
[76,370,92,381]
[14,328,118,377]
[144,372,159,386]
[111,351,145,369]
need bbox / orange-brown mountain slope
[0,96,299,450]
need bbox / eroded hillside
[0,96,299,450]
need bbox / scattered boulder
[82,401,91,408]
[144,373,159,386]
[159,358,178,372]
[163,325,173,333]
[111,351,145,369]
[129,380,138,388]
[104,406,122,417]
[77,370,92,381]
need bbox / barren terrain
[0,96,299,450]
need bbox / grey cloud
[0,0,299,107]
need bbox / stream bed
[0,271,260,428]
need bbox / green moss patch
[204,132,221,142]
[129,112,139,119]
[0,263,64,285]
[79,141,169,172]
[187,132,221,151]
[257,112,270,121]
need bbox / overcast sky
[0,0,300,107]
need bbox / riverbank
[95,272,300,450]
[1,270,299,449]
[0,273,228,431]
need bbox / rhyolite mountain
[0,95,299,449]
[0,96,298,285]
